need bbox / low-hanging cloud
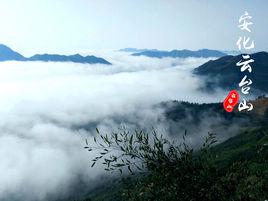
[0,52,227,200]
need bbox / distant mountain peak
[131,49,227,58]
[118,48,159,53]
[0,44,26,61]
[0,44,111,65]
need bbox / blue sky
[0,0,267,55]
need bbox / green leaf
[128,165,133,173]
[130,135,133,145]
[91,162,96,167]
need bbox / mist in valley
[0,52,231,200]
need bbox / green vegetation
[80,127,268,201]
[70,97,268,201]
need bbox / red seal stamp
[223,90,239,112]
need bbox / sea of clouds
[0,52,227,200]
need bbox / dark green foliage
[163,100,249,123]
[85,128,176,174]
[83,127,268,201]
[163,98,268,132]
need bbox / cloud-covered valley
[0,52,227,200]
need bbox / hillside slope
[64,98,268,201]
[194,52,268,93]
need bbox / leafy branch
[85,128,217,175]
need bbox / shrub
[85,129,267,201]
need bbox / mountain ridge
[132,48,227,58]
[0,44,27,61]
[0,44,111,65]
[194,51,268,93]
[119,48,158,53]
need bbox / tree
[85,129,267,201]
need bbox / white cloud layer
[0,52,226,200]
